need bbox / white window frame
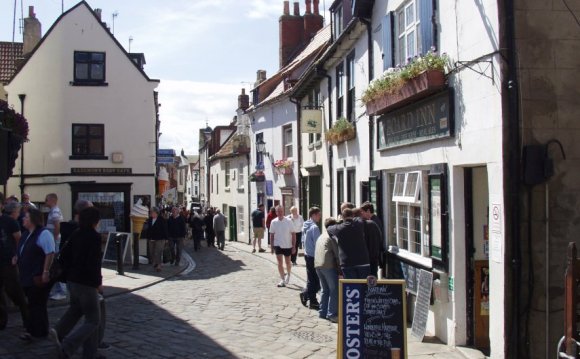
[237,206,245,236]
[238,163,244,189]
[283,125,293,159]
[224,161,231,188]
[395,0,421,66]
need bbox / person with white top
[269,206,296,287]
[287,206,304,266]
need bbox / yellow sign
[301,109,322,133]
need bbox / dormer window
[334,3,343,37]
[74,51,106,85]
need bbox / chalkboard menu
[338,279,407,359]
[102,232,131,263]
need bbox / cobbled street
[0,243,337,359]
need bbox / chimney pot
[283,1,290,15]
[94,8,102,21]
[313,0,320,15]
[305,0,312,14]
[293,2,300,16]
[28,6,35,18]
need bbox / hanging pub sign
[338,279,407,359]
[377,89,454,149]
[301,109,322,133]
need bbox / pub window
[74,51,106,83]
[72,124,104,156]
[392,171,428,257]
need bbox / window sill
[69,155,109,160]
[70,81,109,87]
[237,187,245,192]
[224,187,231,192]
[388,246,432,268]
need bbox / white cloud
[247,0,281,19]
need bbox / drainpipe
[499,0,522,357]
[290,97,302,211]
[318,66,334,216]
[18,94,25,199]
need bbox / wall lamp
[256,138,270,157]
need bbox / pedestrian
[17,208,55,340]
[203,208,215,248]
[190,209,204,252]
[50,206,103,359]
[360,201,383,233]
[251,204,266,253]
[167,207,186,263]
[287,206,304,266]
[0,200,29,331]
[314,217,340,322]
[269,206,296,287]
[45,193,67,301]
[146,207,169,272]
[265,206,276,246]
[357,206,383,277]
[299,207,321,309]
[213,209,227,250]
[22,193,37,209]
[327,207,371,279]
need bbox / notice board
[338,279,407,359]
[102,232,132,263]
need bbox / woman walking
[287,206,304,266]
[17,208,55,340]
[50,207,102,359]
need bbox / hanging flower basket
[249,170,265,182]
[325,117,356,145]
[0,100,29,185]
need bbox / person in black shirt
[203,208,215,248]
[0,201,28,331]
[190,209,204,252]
[251,204,266,253]
[168,207,187,262]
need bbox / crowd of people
[0,192,108,358]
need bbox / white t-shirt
[269,217,294,248]
[287,214,304,233]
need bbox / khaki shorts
[253,227,264,239]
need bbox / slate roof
[0,42,23,84]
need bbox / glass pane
[398,37,406,64]
[406,4,414,28]
[410,206,422,254]
[284,129,292,144]
[394,173,406,196]
[75,63,89,80]
[88,139,103,154]
[91,52,105,62]
[78,192,125,233]
[73,139,87,155]
[285,144,293,158]
[407,30,416,58]
[417,24,422,54]
[75,52,89,62]
[398,11,405,34]
[73,125,87,136]
[89,125,103,136]
[405,172,419,197]
[398,205,409,250]
[91,63,104,80]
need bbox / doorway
[465,167,490,354]
[228,206,237,242]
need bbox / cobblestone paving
[0,242,338,359]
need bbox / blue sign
[158,149,175,157]
[339,280,407,359]
[157,157,175,164]
[265,180,273,196]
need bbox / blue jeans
[342,265,371,280]
[55,282,100,359]
[316,268,338,319]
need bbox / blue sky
[0,0,329,154]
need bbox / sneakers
[50,293,67,301]
[258,248,266,253]
[284,273,291,284]
[299,292,308,307]
[277,280,286,287]
[309,302,320,310]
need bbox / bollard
[132,232,140,270]
[116,234,124,275]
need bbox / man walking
[190,209,205,251]
[46,193,67,301]
[358,205,384,277]
[213,209,227,250]
[269,206,295,287]
[251,204,266,253]
[299,207,321,309]
[167,207,186,263]
[327,208,371,279]
[204,208,215,248]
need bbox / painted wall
[5,4,158,220]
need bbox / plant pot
[365,70,446,116]
[275,167,292,175]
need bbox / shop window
[393,171,428,257]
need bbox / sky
[0,0,329,154]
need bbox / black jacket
[64,227,102,288]
[146,217,169,241]
[327,218,369,268]
[167,215,186,238]
[364,220,383,265]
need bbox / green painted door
[228,206,237,241]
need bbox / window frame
[73,51,107,85]
[70,123,106,159]
[346,51,356,122]
[347,168,356,204]
[395,0,421,66]
[225,161,231,188]
[334,3,343,37]
[336,63,344,119]
[238,163,244,189]
[282,125,293,159]
[336,170,344,216]
[237,205,245,235]
[308,87,322,145]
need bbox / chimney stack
[23,6,41,56]
[305,0,312,14]
[255,70,267,86]
[303,0,323,41]
[94,8,102,21]
[279,1,304,68]
[238,88,250,111]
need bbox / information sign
[102,232,132,263]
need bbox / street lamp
[256,138,269,157]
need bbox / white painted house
[5,1,159,233]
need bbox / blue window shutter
[419,0,435,54]
[382,12,394,70]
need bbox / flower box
[366,70,446,116]
[276,167,293,175]
[325,117,356,146]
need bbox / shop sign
[377,90,453,149]
[71,167,132,176]
[300,109,322,133]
